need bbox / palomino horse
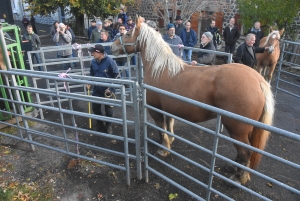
[256,29,284,82]
[111,17,274,185]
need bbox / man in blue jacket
[180,21,197,62]
[87,44,120,134]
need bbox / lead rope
[58,68,80,155]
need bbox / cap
[91,20,96,23]
[127,16,132,21]
[96,21,102,26]
[203,32,213,40]
[175,16,182,21]
[104,19,110,23]
[88,44,105,53]
[167,23,175,30]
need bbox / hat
[104,19,110,23]
[203,32,213,40]
[127,16,132,21]
[175,16,182,21]
[91,20,96,23]
[96,21,102,25]
[167,23,175,30]
[88,44,105,53]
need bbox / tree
[237,0,300,39]
[135,0,210,26]
[24,0,132,36]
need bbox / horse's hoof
[157,149,170,157]
[224,175,242,187]
[225,164,237,173]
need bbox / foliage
[25,0,127,18]
[237,0,300,39]
[168,193,178,200]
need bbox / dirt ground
[1,37,300,200]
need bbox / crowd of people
[21,10,268,134]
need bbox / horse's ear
[136,15,143,28]
[279,28,285,36]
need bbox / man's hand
[105,88,111,94]
[86,84,91,90]
[191,60,197,66]
[56,27,60,32]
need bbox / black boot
[106,124,113,134]
[96,120,105,132]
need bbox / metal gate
[0,24,300,200]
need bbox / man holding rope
[86,44,120,134]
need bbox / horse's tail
[249,81,275,169]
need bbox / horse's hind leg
[166,116,175,144]
[148,109,171,157]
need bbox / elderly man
[98,30,112,54]
[162,23,183,58]
[191,32,216,66]
[247,22,264,47]
[90,21,103,43]
[53,23,73,70]
[235,33,268,68]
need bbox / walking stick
[88,88,92,129]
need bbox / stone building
[126,0,241,41]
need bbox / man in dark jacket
[180,21,197,62]
[21,15,30,28]
[117,8,128,25]
[206,20,221,48]
[88,20,97,40]
[174,15,185,36]
[191,32,216,65]
[223,18,240,56]
[87,44,120,134]
[98,30,112,54]
[247,22,264,47]
[22,25,42,70]
[235,33,268,68]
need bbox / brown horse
[111,17,274,185]
[256,29,284,83]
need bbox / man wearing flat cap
[191,32,216,65]
[163,23,183,58]
[88,20,97,40]
[90,21,103,43]
[174,15,185,36]
[87,44,120,134]
[125,16,135,31]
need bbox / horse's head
[111,16,144,56]
[263,28,284,54]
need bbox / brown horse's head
[262,28,284,54]
[111,16,144,56]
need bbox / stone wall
[126,0,240,31]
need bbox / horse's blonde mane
[139,23,184,78]
[262,30,280,47]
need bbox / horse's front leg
[166,116,175,144]
[148,109,171,157]
[266,64,276,83]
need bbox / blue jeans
[61,55,74,70]
[116,61,128,78]
[32,52,42,71]
[182,49,192,62]
[130,55,136,65]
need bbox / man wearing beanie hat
[87,44,120,134]
[163,23,183,57]
[191,32,216,65]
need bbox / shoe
[106,124,113,134]
[96,121,105,131]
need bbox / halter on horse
[111,16,275,186]
[256,29,284,83]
